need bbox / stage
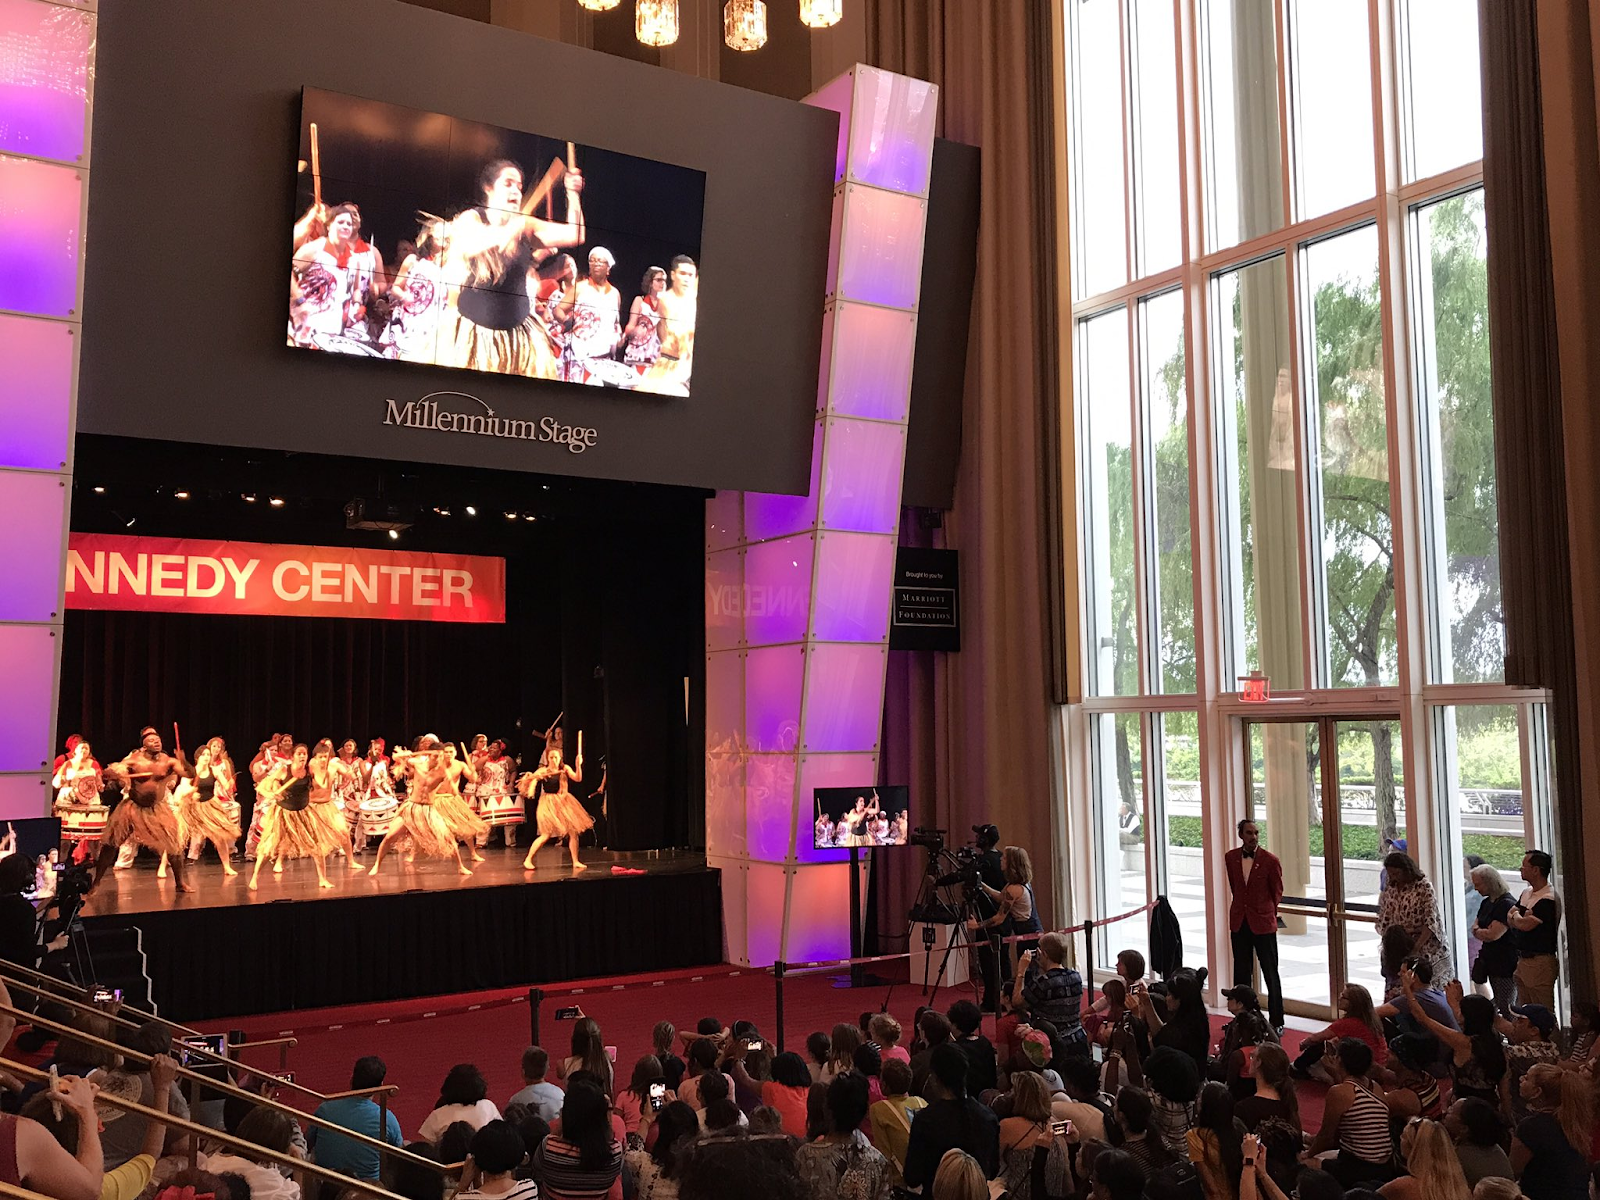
[76,846,722,1022]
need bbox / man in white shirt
[560,247,622,380]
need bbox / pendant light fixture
[799,0,842,29]
[636,0,680,45]
[723,0,768,50]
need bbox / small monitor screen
[288,88,706,396]
[812,786,909,850]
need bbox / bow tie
[1242,849,1255,859]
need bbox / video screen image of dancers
[288,87,705,397]
[812,785,911,850]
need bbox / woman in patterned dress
[1376,852,1454,984]
[473,740,522,848]
[329,739,366,850]
[518,738,591,872]
[52,740,106,857]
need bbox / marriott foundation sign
[64,534,505,623]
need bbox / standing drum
[58,805,109,843]
[358,797,399,840]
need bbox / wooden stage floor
[77,842,705,916]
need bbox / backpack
[1143,1160,1204,1200]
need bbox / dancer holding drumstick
[518,730,591,872]
[439,154,586,377]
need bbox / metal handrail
[0,974,395,1108]
[0,1055,410,1200]
[0,1002,446,1177]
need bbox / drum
[481,796,525,828]
[58,805,109,843]
[358,797,399,839]
[577,359,642,389]
[309,332,389,358]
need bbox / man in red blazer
[1225,818,1284,1031]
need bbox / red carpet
[197,967,1326,1138]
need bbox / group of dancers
[814,792,911,848]
[49,722,597,897]
[288,145,699,396]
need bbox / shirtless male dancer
[96,727,193,894]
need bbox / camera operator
[965,825,1006,1010]
[0,853,41,971]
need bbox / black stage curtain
[87,870,723,1021]
[58,524,701,853]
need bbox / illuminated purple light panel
[826,302,917,422]
[0,0,94,163]
[0,625,56,775]
[0,472,68,622]
[821,418,906,533]
[0,314,73,470]
[0,156,82,317]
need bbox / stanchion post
[1082,919,1096,1005]
[773,961,787,1054]
[527,988,543,1050]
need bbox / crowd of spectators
[0,914,1595,1200]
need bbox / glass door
[1243,714,1399,1020]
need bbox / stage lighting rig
[344,497,413,534]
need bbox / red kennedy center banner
[64,534,505,624]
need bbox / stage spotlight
[174,491,190,500]
[92,486,105,494]
[504,511,517,520]
[387,529,400,541]
[464,505,477,516]
[242,493,257,503]
[269,497,285,507]
[523,513,537,522]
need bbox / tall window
[1062,0,1541,1011]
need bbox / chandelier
[798,0,842,28]
[636,0,680,45]
[577,0,620,10]
[723,0,768,50]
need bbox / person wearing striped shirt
[1299,1038,1396,1187]
[533,1082,621,1200]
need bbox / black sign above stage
[890,547,960,652]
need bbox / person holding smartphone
[615,1055,671,1140]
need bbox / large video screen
[288,88,706,396]
[813,786,910,849]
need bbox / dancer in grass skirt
[519,735,591,872]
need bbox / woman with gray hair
[1468,861,1519,1014]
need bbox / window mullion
[1285,242,1323,693]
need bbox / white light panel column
[0,0,95,815]
[705,66,937,966]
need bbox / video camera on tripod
[907,826,983,924]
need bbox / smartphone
[1050,1119,1074,1137]
[280,1071,296,1085]
[177,1033,227,1065]
[746,1040,762,1052]
[554,1006,583,1021]
[91,986,113,1004]
[649,1082,665,1111]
